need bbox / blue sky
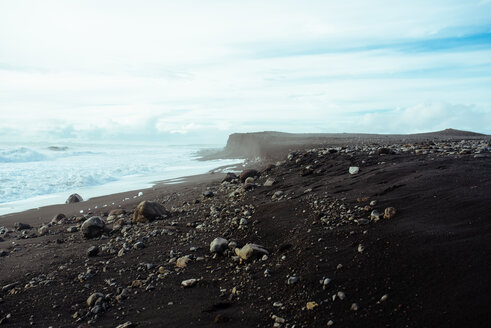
[0,0,490,144]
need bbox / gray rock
[203,190,214,198]
[239,218,248,225]
[0,249,8,257]
[287,276,298,285]
[133,241,145,249]
[272,190,284,199]
[81,216,106,238]
[370,210,381,221]
[87,292,104,307]
[349,166,359,175]
[181,278,198,287]
[66,193,83,204]
[67,226,78,233]
[38,225,49,236]
[239,169,259,183]
[15,222,31,231]
[51,213,66,225]
[210,237,228,254]
[87,246,99,257]
[115,322,135,328]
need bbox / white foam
[0,143,241,215]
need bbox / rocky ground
[1,137,490,327]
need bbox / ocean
[0,142,242,215]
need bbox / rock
[222,172,237,182]
[87,246,99,257]
[244,176,255,184]
[51,213,66,225]
[15,222,31,231]
[337,291,346,300]
[239,218,248,225]
[384,207,397,219]
[87,292,104,307]
[67,226,78,233]
[327,320,334,326]
[287,276,298,285]
[371,210,381,221]
[0,226,7,235]
[370,200,377,206]
[306,301,318,310]
[272,190,284,199]
[133,241,145,249]
[66,193,83,204]
[263,178,277,187]
[176,256,191,268]
[107,209,125,222]
[38,225,49,236]
[0,249,8,257]
[349,166,359,175]
[181,278,198,288]
[350,303,359,311]
[239,169,259,183]
[132,201,169,223]
[357,244,365,253]
[115,322,135,328]
[210,237,228,254]
[235,243,269,260]
[202,190,214,198]
[301,166,313,176]
[81,216,106,238]
[380,294,389,302]
[377,147,392,155]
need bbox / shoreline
[0,162,246,228]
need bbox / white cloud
[0,0,490,142]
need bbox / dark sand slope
[0,130,490,327]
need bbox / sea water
[0,142,241,215]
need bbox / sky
[1,0,490,144]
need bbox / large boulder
[66,193,83,204]
[132,201,169,223]
[81,216,106,238]
[239,169,259,183]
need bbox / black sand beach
[1,130,490,327]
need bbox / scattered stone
[357,244,365,253]
[222,172,237,182]
[371,210,381,221]
[235,243,269,260]
[239,169,259,183]
[337,291,346,300]
[287,276,299,285]
[203,190,214,198]
[0,249,8,257]
[67,226,78,233]
[15,222,31,231]
[133,200,169,223]
[239,218,248,225]
[272,315,285,324]
[86,292,104,307]
[272,190,284,200]
[370,200,377,206]
[383,207,397,219]
[38,225,49,236]
[351,303,359,311]
[244,176,255,184]
[107,209,125,222]
[87,246,99,257]
[176,256,191,268]
[81,216,106,238]
[66,193,83,204]
[380,294,389,302]
[181,278,198,288]
[327,320,334,326]
[306,301,318,310]
[210,237,228,254]
[115,322,135,328]
[51,213,66,225]
[263,178,277,187]
[133,241,145,249]
[349,166,360,175]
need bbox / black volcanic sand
[1,133,490,328]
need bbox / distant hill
[201,129,488,160]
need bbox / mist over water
[0,142,241,215]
